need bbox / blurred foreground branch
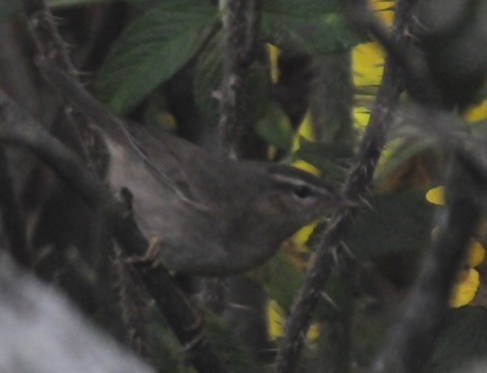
[0,251,154,373]
[0,90,228,373]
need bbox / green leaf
[48,0,112,6]
[125,0,216,10]
[0,0,20,22]
[193,36,223,127]
[349,189,434,259]
[293,138,353,181]
[261,0,366,54]
[374,137,437,185]
[432,307,487,373]
[255,102,294,150]
[258,251,304,312]
[94,2,217,114]
[204,309,269,373]
[149,306,266,373]
[194,36,272,127]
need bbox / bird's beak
[328,196,361,209]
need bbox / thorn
[331,246,339,265]
[320,291,338,309]
[227,302,256,313]
[360,197,374,210]
[340,242,357,260]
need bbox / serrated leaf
[349,189,434,259]
[261,0,366,54]
[431,307,487,373]
[94,2,217,113]
[0,0,20,22]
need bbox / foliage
[1,0,487,372]
[350,188,434,259]
[94,1,218,113]
[431,307,487,373]
[0,0,20,22]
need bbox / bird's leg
[125,237,164,270]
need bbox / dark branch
[0,91,228,373]
[275,1,415,371]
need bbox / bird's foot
[126,237,163,270]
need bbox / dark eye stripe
[293,185,312,198]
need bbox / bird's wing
[126,123,220,211]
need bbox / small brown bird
[38,59,349,276]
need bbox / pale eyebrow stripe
[269,174,329,193]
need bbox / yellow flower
[425,186,444,205]
[450,240,485,307]
[426,187,485,307]
[450,268,480,308]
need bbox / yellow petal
[267,44,280,83]
[292,223,317,248]
[465,98,487,122]
[267,300,284,339]
[353,106,371,129]
[369,0,394,25]
[450,268,480,308]
[267,300,319,341]
[352,42,384,87]
[467,240,485,267]
[426,186,444,205]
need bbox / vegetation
[0,0,487,372]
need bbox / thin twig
[0,90,228,373]
[275,1,415,371]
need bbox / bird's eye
[293,185,312,198]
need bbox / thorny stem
[275,1,414,372]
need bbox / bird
[37,58,350,276]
